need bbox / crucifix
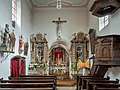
[52,17,66,38]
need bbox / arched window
[12,0,17,28]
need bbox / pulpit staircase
[90,64,109,77]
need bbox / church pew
[0,79,55,83]
[0,88,53,90]
[81,77,110,89]
[11,74,56,77]
[94,87,120,90]
[19,75,57,82]
[19,75,57,85]
[8,76,57,89]
[9,77,56,80]
[77,75,109,86]
[77,75,101,90]
[0,83,55,90]
[85,79,119,90]
[88,82,120,90]
[77,75,109,90]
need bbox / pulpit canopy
[90,0,120,17]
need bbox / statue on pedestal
[19,35,24,54]
[0,24,10,51]
[24,39,29,56]
[9,30,16,51]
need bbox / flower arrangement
[28,63,39,70]
[28,63,49,70]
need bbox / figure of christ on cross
[52,17,66,39]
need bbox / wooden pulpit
[95,35,120,66]
[91,35,120,77]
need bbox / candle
[82,63,86,76]
[83,68,86,76]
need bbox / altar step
[57,86,76,90]
[57,80,76,87]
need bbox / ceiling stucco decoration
[29,0,90,8]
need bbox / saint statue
[5,24,9,34]
[9,30,16,51]
[36,33,42,43]
[24,39,29,56]
[3,24,10,45]
[0,24,10,51]
[19,35,24,54]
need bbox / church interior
[0,0,120,90]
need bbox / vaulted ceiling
[29,0,90,8]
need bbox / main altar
[49,39,69,79]
[28,17,90,80]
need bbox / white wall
[33,8,88,48]
[0,0,12,28]
[110,9,120,34]
[0,0,12,79]
[21,0,32,74]
[0,0,32,79]
[88,0,120,80]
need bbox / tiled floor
[57,86,76,90]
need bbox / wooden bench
[0,79,55,83]
[82,77,111,89]
[77,76,103,87]
[19,75,57,81]
[20,75,56,78]
[0,83,55,90]
[9,77,56,80]
[85,79,119,90]
[1,75,57,90]
[89,82,120,90]
[77,76,109,90]
[94,87,120,90]
[8,76,56,89]
[0,88,53,90]
[77,76,109,86]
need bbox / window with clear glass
[12,0,17,28]
[99,15,109,31]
